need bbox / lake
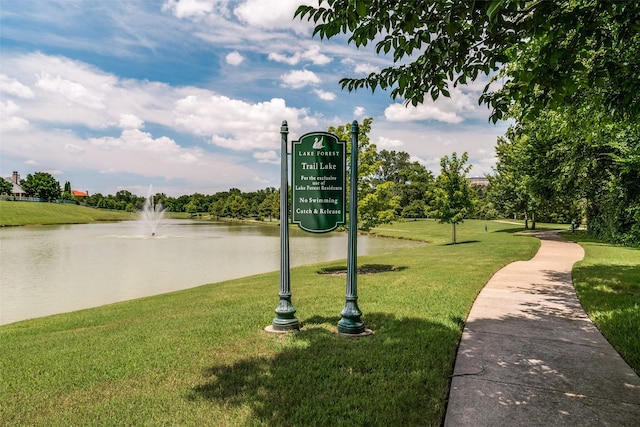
[0,219,419,324]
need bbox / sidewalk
[444,231,640,426]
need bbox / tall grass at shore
[1,220,539,426]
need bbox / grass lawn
[0,219,540,426]
[2,218,636,426]
[565,232,640,375]
[0,201,135,226]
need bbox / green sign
[292,132,346,233]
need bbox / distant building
[468,176,490,186]
[2,171,27,198]
[71,190,89,197]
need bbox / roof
[3,177,26,196]
[71,190,88,197]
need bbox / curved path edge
[444,231,640,427]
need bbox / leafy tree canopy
[296,0,640,122]
[429,152,474,243]
[0,178,12,195]
[20,172,61,201]
[491,103,640,244]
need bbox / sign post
[268,121,368,336]
[292,132,345,233]
[337,121,366,335]
[270,120,300,332]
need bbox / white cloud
[64,143,85,155]
[302,45,331,65]
[313,89,336,101]
[280,69,320,89]
[1,52,316,157]
[253,150,279,164]
[341,57,381,75]
[372,120,509,176]
[118,114,144,130]
[0,100,29,131]
[0,4,508,196]
[173,94,314,150]
[268,52,299,66]
[233,0,310,35]
[161,0,218,20]
[179,152,199,163]
[0,53,125,128]
[90,129,182,154]
[0,74,34,98]
[36,72,106,110]
[376,136,404,149]
[385,103,465,124]
[269,45,331,66]
[253,176,271,184]
[225,51,244,65]
[354,63,379,74]
[384,85,483,124]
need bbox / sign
[292,132,345,233]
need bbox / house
[468,176,490,186]
[2,171,27,198]
[71,190,89,197]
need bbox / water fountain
[139,185,166,236]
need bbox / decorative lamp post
[337,121,366,335]
[271,120,300,331]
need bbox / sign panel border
[291,131,346,233]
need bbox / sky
[0,0,510,197]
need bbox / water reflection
[0,220,419,324]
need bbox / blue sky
[1,0,509,197]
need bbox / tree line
[5,114,617,245]
[3,117,492,242]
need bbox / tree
[20,172,61,201]
[402,199,426,221]
[184,201,198,217]
[469,184,498,221]
[395,158,434,215]
[0,178,12,195]
[224,195,247,219]
[358,181,401,231]
[488,130,539,228]
[62,181,72,200]
[491,104,639,245]
[296,1,640,122]
[429,152,474,244]
[209,198,226,220]
[258,191,279,221]
[328,117,379,197]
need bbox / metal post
[271,120,299,331]
[338,121,366,335]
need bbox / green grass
[0,219,540,426]
[0,201,135,226]
[564,232,640,374]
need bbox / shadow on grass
[188,313,460,426]
[317,264,409,275]
[493,226,565,234]
[443,240,480,246]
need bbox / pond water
[0,219,419,325]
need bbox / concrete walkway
[444,231,640,426]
